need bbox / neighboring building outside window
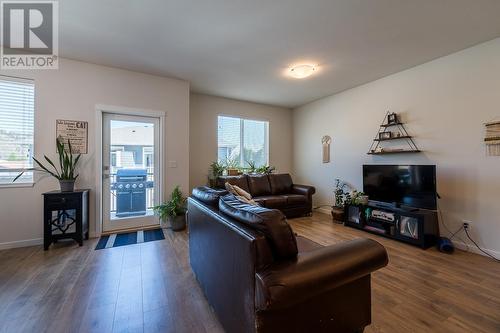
[217,115,269,168]
[0,77,35,185]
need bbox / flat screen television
[363,165,437,210]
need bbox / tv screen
[363,165,437,210]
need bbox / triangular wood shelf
[368,111,421,155]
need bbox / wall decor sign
[484,120,500,156]
[322,135,331,163]
[56,119,88,154]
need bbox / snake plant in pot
[153,186,187,231]
[14,138,81,192]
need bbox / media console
[344,203,439,249]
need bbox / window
[0,77,35,184]
[217,115,269,167]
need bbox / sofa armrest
[255,238,388,311]
[291,184,315,197]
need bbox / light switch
[168,161,178,168]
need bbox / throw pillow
[235,195,258,206]
[232,185,253,200]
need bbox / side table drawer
[46,196,80,209]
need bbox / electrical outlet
[462,220,472,230]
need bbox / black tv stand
[344,203,439,249]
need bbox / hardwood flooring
[0,212,499,333]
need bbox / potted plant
[225,158,240,176]
[14,138,81,192]
[153,186,187,231]
[208,161,225,187]
[255,165,276,175]
[331,179,349,222]
[245,160,257,174]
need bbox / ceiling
[60,0,500,108]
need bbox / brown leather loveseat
[188,186,389,333]
[216,173,315,218]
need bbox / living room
[0,1,499,333]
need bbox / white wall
[190,93,292,190]
[0,58,190,249]
[293,38,500,256]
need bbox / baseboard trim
[0,238,43,250]
[315,207,331,215]
[451,239,500,258]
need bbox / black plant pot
[168,215,186,231]
[59,180,75,192]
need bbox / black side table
[43,189,89,250]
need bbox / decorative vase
[168,215,186,231]
[59,179,75,192]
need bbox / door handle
[103,165,110,179]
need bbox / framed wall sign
[56,119,88,154]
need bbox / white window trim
[0,75,35,188]
[217,114,270,167]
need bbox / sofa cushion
[253,195,287,209]
[248,175,271,197]
[217,175,250,193]
[268,174,293,195]
[191,186,228,207]
[283,194,308,206]
[219,194,298,260]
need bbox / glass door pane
[102,113,160,232]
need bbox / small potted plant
[14,138,81,192]
[331,179,349,222]
[225,158,240,176]
[255,165,276,175]
[208,161,225,187]
[153,186,187,231]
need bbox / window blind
[0,76,34,184]
[217,115,268,168]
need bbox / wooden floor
[0,213,499,333]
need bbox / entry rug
[95,228,165,250]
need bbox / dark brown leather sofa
[188,186,389,333]
[216,173,315,218]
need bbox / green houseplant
[208,161,225,187]
[224,158,240,176]
[14,138,81,192]
[153,186,187,231]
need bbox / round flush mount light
[289,64,317,79]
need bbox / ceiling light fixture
[289,64,317,79]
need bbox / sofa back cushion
[248,175,272,197]
[268,174,293,195]
[217,175,250,193]
[219,194,298,260]
[191,186,228,207]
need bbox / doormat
[95,228,165,250]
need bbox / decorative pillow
[235,195,258,206]
[226,182,258,205]
[233,185,253,200]
[225,182,237,194]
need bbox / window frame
[217,114,269,168]
[0,75,35,188]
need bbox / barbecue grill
[111,169,154,217]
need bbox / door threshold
[102,224,161,236]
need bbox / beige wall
[189,93,292,190]
[293,38,500,256]
[0,58,190,249]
